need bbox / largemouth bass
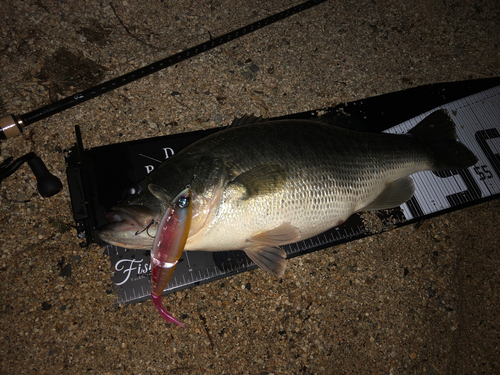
[99,110,478,277]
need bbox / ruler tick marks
[184,251,193,272]
[101,85,500,305]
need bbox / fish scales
[178,120,427,247]
[99,110,478,277]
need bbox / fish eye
[128,184,142,196]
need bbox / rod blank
[0,0,326,140]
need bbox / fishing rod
[0,0,327,140]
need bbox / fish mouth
[99,205,158,249]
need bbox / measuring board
[65,79,500,304]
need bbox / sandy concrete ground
[1,0,499,373]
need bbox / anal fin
[360,177,415,211]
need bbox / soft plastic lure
[150,187,192,327]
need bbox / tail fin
[408,110,478,171]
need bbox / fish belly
[185,161,420,252]
[184,120,432,252]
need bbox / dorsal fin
[230,114,266,127]
[316,111,373,132]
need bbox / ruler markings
[107,86,500,304]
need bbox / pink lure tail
[149,187,192,327]
[151,293,185,327]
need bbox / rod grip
[0,115,24,139]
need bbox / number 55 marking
[474,165,493,181]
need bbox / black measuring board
[65,78,500,304]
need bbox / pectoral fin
[360,177,415,212]
[244,223,301,277]
[148,183,173,203]
[230,164,288,198]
